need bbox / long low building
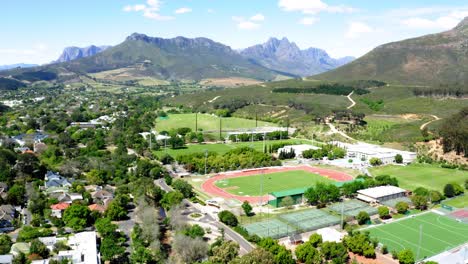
[356,186,407,203]
[330,141,417,165]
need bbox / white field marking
[393,222,453,247]
[373,227,438,255]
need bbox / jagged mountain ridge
[240,37,355,76]
[55,45,111,63]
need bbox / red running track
[201,165,354,205]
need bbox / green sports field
[156,113,276,131]
[215,170,333,196]
[369,164,468,192]
[444,195,468,208]
[366,212,468,261]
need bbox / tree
[62,204,91,231]
[94,218,118,237]
[100,237,125,261]
[7,184,26,205]
[309,233,323,247]
[356,211,370,225]
[279,196,295,209]
[172,179,194,198]
[413,187,429,196]
[395,154,403,164]
[451,182,464,196]
[411,195,428,210]
[161,191,184,210]
[395,202,409,214]
[160,153,174,165]
[321,242,349,263]
[444,184,455,197]
[183,224,205,239]
[172,234,208,263]
[465,179,468,190]
[12,252,30,264]
[398,249,415,264]
[241,201,253,216]
[29,239,50,259]
[209,240,239,264]
[231,248,275,264]
[105,200,127,221]
[0,234,12,254]
[218,210,238,227]
[295,242,322,264]
[369,157,382,166]
[429,190,444,203]
[378,206,390,219]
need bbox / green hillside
[314,17,468,86]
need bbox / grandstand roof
[270,188,308,198]
[357,186,406,199]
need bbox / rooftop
[357,186,406,199]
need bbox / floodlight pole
[341,201,344,230]
[263,132,266,153]
[417,224,423,260]
[260,168,264,218]
[195,112,198,132]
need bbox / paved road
[155,179,254,255]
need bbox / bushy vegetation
[439,107,467,157]
[302,144,346,160]
[273,83,370,96]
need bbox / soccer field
[366,212,468,261]
[156,113,276,131]
[215,170,333,196]
[369,164,468,192]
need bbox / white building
[356,186,407,203]
[57,231,100,264]
[330,141,416,165]
[277,144,320,158]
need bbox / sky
[1,0,468,65]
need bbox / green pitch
[156,113,276,131]
[215,170,333,196]
[369,164,468,192]
[366,212,468,261]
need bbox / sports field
[156,113,276,131]
[215,170,333,196]
[366,212,468,261]
[153,139,314,157]
[369,164,468,192]
[444,195,468,208]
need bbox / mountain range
[55,45,111,63]
[241,37,354,76]
[0,63,38,71]
[315,17,468,85]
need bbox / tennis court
[366,212,468,261]
[329,199,378,217]
[280,208,340,231]
[244,219,297,239]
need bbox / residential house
[51,193,83,204]
[38,236,66,252]
[12,131,48,147]
[45,171,72,191]
[57,231,100,264]
[0,205,16,232]
[50,203,70,218]
[88,204,106,213]
[0,183,8,201]
[0,255,12,264]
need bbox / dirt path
[326,122,356,141]
[347,91,356,109]
[420,114,441,130]
[208,96,221,103]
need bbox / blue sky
[1,0,468,64]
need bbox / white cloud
[278,0,356,14]
[207,9,215,14]
[175,7,192,14]
[345,22,374,39]
[233,14,265,30]
[250,13,265,21]
[299,17,318,25]
[401,11,468,30]
[123,0,174,21]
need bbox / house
[33,142,47,153]
[38,236,66,252]
[92,189,113,203]
[0,183,8,200]
[0,205,16,232]
[57,231,100,264]
[88,204,106,213]
[45,171,72,190]
[50,203,70,218]
[12,131,48,147]
[54,193,83,204]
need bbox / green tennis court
[366,212,468,261]
[215,170,333,196]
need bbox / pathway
[347,91,356,109]
[420,115,441,130]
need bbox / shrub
[378,206,390,219]
[395,202,409,214]
[218,210,238,227]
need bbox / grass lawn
[153,139,315,157]
[215,170,333,196]
[444,195,468,208]
[156,113,276,131]
[369,164,468,192]
[366,212,468,261]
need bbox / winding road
[346,91,356,109]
